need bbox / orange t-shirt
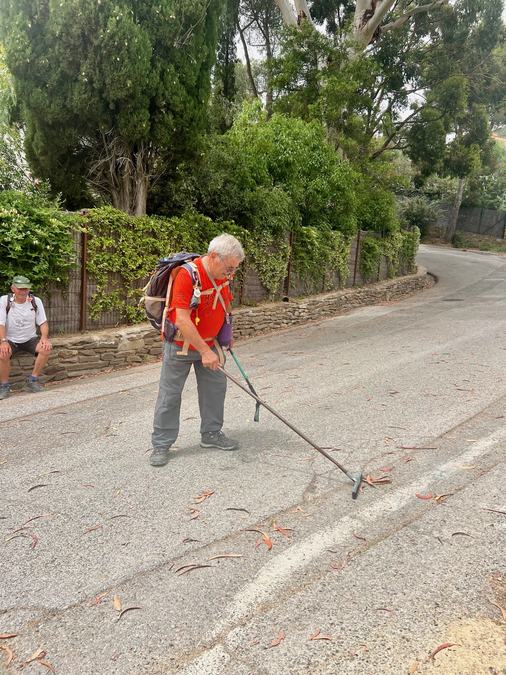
[169,257,233,350]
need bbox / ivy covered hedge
[0,194,420,324]
[360,229,420,281]
[0,190,77,292]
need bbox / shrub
[0,190,76,293]
[399,196,439,238]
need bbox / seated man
[0,275,52,399]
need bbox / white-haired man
[150,233,245,466]
[0,275,52,399]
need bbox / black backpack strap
[29,293,38,312]
[5,292,38,315]
[5,293,13,316]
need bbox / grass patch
[452,231,506,254]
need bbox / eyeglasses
[218,255,240,276]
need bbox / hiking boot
[0,384,11,400]
[26,377,44,393]
[200,431,239,451]
[150,447,171,467]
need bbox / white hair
[208,233,245,261]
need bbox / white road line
[179,425,506,675]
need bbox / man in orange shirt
[150,234,245,467]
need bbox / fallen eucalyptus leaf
[27,484,48,493]
[266,629,285,648]
[429,642,459,660]
[194,490,214,504]
[175,564,213,576]
[309,629,332,641]
[0,645,13,666]
[39,658,56,674]
[245,528,273,550]
[208,553,243,561]
[272,523,293,539]
[115,606,141,623]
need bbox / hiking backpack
[141,252,202,339]
[5,292,38,316]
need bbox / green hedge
[0,193,420,323]
[0,190,77,293]
[360,229,420,281]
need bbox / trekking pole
[228,349,260,422]
[219,366,363,499]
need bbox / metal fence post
[79,228,88,332]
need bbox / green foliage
[399,197,440,238]
[85,207,245,321]
[360,236,382,281]
[292,227,351,289]
[0,190,76,293]
[0,0,224,212]
[245,229,290,297]
[355,177,399,235]
[160,103,359,237]
[360,229,419,280]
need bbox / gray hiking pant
[151,341,227,450]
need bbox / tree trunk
[90,135,151,215]
[444,176,466,242]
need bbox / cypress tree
[0,0,223,213]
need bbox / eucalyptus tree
[0,0,224,214]
[237,0,284,111]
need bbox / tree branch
[382,0,448,32]
[238,21,259,98]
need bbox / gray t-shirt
[0,295,48,343]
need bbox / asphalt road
[1,244,505,675]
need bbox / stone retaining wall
[8,267,432,389]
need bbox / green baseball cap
[12,275,32,289]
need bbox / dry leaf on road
[113,595,122,612]
[266,629,285,648]
[246,528,273,550]
[272,523,293,539]
[429,642,459,660]
[25,648,46,663]
[208,553,243,561]
[415,493,434,500]
[115,606,141,623]
[5,531,38,549]
[0,645,14,667]
[175,564,213,576]
[27,484,49,493]
[309,629,332,641]
[489,600,506,621]
[90,592,108,606]
[38,658,56,674]
[434,493,454,503]
[0,634,17,639]
[364,474,392,487]
[194,490,214,504]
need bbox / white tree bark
[352,0,396,49]
[274,0,449,52]
[273,0,314,26]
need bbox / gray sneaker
[0,384,11,400]
[200,431,239,451]
[150,447,170,467]
[26,378,44,393]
